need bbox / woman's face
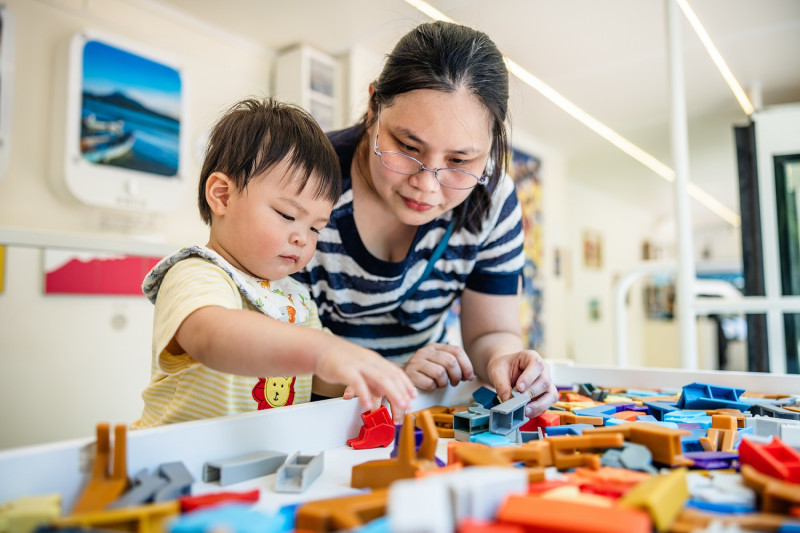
[365,88,493,227]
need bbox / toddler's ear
[206,172,233,215]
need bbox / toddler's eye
[310,227,321,234]
[277,211,294,222]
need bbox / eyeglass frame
[371,106,488,190]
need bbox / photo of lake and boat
[79,39,182,177]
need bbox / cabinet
[273,44,339,132]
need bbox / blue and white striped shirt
[292,127,524,363]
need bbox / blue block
[470,432,511,447]
[636,415,658,422]
[642,401,679,421]
[171,504,285,533]
[625,389,661,397]
[638,420,679,429]
[574,404,617,420]
[472,386,498,409]
[685,499,756,514]
[604,417,629,427]
[545,423,593,436]
[778,523,800,533]
[664,410,713,428]
[677,382,750,411]
[681,439,705,453]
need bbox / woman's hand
[404,343,475,390]
[486,349,557,417]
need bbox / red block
[179,489,260,512]
[520,411,560,432]
[738,437,800,483]
[347,406,395,449]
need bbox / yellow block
[0,494,61,533]
[619,467,688,532]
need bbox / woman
[294,21,557,417]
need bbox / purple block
[683,451,739,470]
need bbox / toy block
[563,392,596,403]
[573,404,617,420]
[490,393,529,435]
[447,467,539,522]
[55,500,179,533]
[519,428,544,443]
[71,423,129,514]
[699,427,736,453]
[154,461,193,501]
[453,405,491,441]
[677,382,750,411]
[274,451,324,493]
[388,478,452,533]
[670,507,793,533]
[738,436,800,483]
[178,489,260,512]
[584,423,692,467]
[170,503,287,533]
[520,411,560,432]
[747,403,800,420]
[538,485,614,507]
[351,411,439,489]
[664,410,713,428]
[619,467,688,531]
[705,408,746,428]
[451,443,548,482]
[348,406,395,449]
[496,494,652,533]
[295,488,388,532]
[203,450,288,486]
[641,401,679,421]
[545,433,625,470]
[554,401,598,412]
[683,451,739,470]
[471,432,512,446]
[447,440,484,466]
[107,468,167,509]
[565,466,652,499]
[740,464,800,515]
[549,411,604,426]
[0,494,61,533]
[612,410,641,421]
[625,389,661,398]
[544,423,593,436]
[601,442,656,473]
[473,386,499,409]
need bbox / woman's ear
[206,172,233,216]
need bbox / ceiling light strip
[403,0,741,228]
[676,0,754,115]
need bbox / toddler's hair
[198,97,341,224]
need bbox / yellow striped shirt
[132,258,314,428]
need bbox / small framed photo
[583,230,603,269]
[54,30,187,211]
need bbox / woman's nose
[409,168,441,192]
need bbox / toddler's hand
[315,347,416,423]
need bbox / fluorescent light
[676,0,755,116]
[402,0,742,228]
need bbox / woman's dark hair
[356,21,509,233]
[198,97,341,225]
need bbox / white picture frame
[51,29,188,212]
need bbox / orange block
[497,495,652,533]
[612,411,640,421]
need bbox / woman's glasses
[372,107,487,190]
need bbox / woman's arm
[459,288,557,417]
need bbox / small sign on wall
[43,249,160,296]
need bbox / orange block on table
[612,411,641,421]
[497,495,652,533]
[562,392,596,403]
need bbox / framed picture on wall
[583,230,603,269]
[52,30,187,211]
[0,5,16,181]
[43,249,161,296]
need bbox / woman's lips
[402,196,433,211]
